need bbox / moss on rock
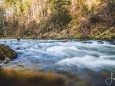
[0,44,17,60]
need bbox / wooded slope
[0,0,115,40]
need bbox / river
[0,39,115,86]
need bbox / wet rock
[16,47,21,50]
[3,57,10,64]
[0,44,17,63]
[82,41,92,44]
[107,40,115,45]
[17,38,20,41]
[98,41,104,44]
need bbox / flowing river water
[0,39,115,86]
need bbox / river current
[0,39,115,86]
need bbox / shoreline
[0,37,115,41]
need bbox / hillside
[0,0,115,40]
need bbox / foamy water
[0,39,115,74]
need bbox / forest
[0,0,115,40]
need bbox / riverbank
[0,68,95,86]
[0,68,66,86]
[0,1,115,41]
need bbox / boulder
[0,44,17,63]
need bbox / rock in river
[0,44,17,63]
